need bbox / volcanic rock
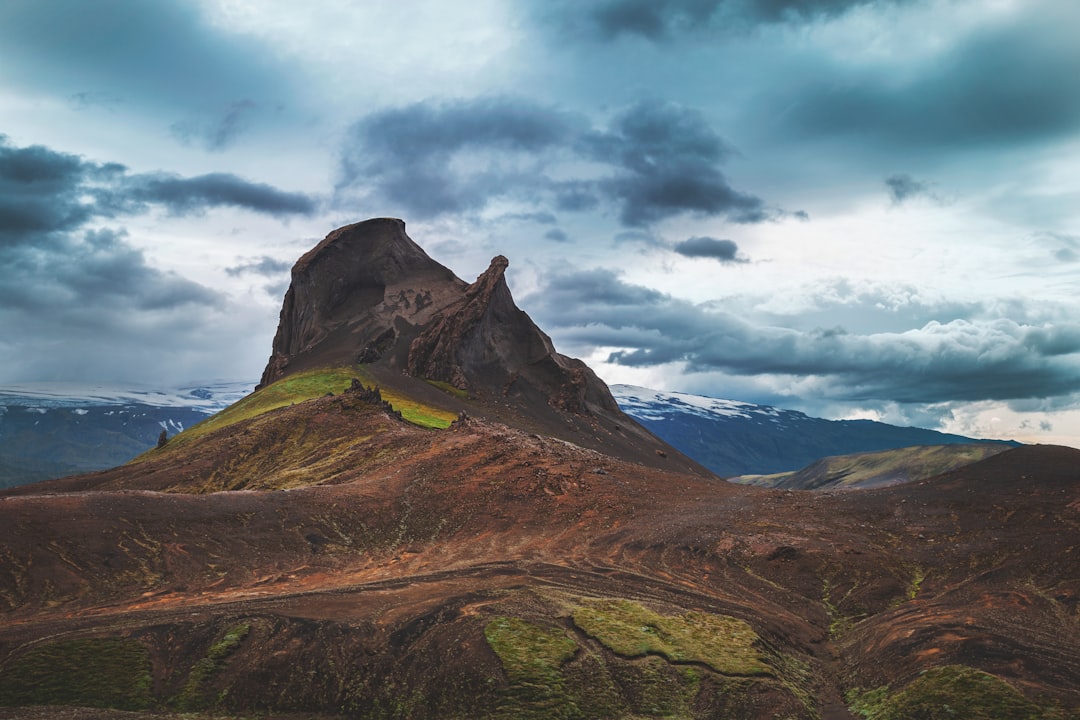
[258,218,703,474]
[260,218,465,387]
[407,254,618,416]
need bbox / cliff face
[259,218,465,387]
[406,255,620,415]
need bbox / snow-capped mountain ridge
[612,384,791,422]
[0,380,252,412]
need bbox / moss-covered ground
[0,637,152,711]
[485,616,581,718]
[135,366,457,462]
[173,623,250,711]
[571,598,772,676]
[847,665,1066,720]
[482,598,799,719]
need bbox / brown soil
[1,397,1078,718]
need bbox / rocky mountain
[259,218,707,477]
[1,219,1077,720]
[613,384,1018,477]
[0,382,249,487]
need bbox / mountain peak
[257,220,711,475]
[259,218,465,387]
[407,252,606,415]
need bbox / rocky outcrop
[261,219,620,416]
[259,218,465,388]
[406,255,618,415]
[255,218,704,475]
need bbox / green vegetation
[484,613,711,719]
[174,623,250,711]
[424,377,469,399]
[485,616,578,687]
[135,366,458,462]
[483,601,805,719]
[820,577,847,639]
[485,616,581,719]
[848,665,1060,720]
[0,637,152,710]
[906,565,926,601]
[570,599,771,676]
[181,367,365,444]
[381,382,458,428]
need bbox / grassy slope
[731,444,1010,489]
[483,597,801,720]
[847,665,1066,719]
[132,366,458,463]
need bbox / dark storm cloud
[0,137,246,315]
[672,236,745,262]
[0,0,296,116]
[339,97,775,227]
[0,137,315,246]
[783,7,1080,149]
[339,97,578,217]
[127,173,316,217]
[226,256,293,278]
[553,183,601,212]
[583,101,772,226]
[525,268,1080,404]
[0,136,317,381]
[543,0,913,41]
[0,228,218,315]
[0,139,124,244]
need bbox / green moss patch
[382,389,458,429]
[848,665,1056,720]
[485,616,577,684]
[571,599,771,677]
[0,637,152,710]
[424,378,469,399]
[484,616,580,719]
[174,623,250,711]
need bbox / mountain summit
[260,218,466,387]
[259,218,704,474]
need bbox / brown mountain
[1,220,1078,720]
[259,217,707,477]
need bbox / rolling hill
[729,443,1012,490]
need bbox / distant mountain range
[0,381,251,487]
[611,384,1019,477]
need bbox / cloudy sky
[3,0,1080,447]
